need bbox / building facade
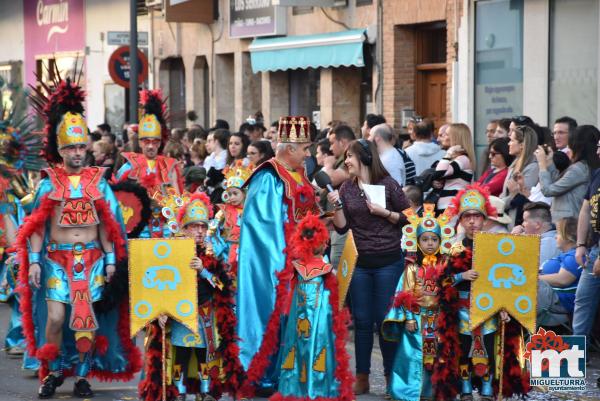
[0,0,150,131]
[152,0,462,133]
[2,0,597,148]
[455,0,599,159]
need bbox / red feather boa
[138,253,241,400]
[238,218,354,400]
[16,195,141,382]
[392,290,420,312]
[432,246,529,399]
[266,265,354,401]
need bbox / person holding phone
[536,125,600,222]
[500,125,539,228]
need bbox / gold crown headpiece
[401,204,455,255]
[57,112,88,149]
[223,160,254,189]
[138,113,161,140]
[277,116,311,143]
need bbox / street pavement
[0,302,599,401]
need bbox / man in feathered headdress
[236,116,320,397]
[19,75,142,398]
[434,184,529,401]
[114,89,183,238]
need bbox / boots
[384,374,391,399]
[353,373,370,395]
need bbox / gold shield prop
[336,230,358,310]
[129,238,198,337]
[471,232,540,333]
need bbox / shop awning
[249,29,366,73]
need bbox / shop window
[159,57,186,128]
[549,0,598,125]
[289,68,319,118]
[193,56,210,128]
[474,0,523,155]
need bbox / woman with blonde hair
[500,125,539,227]
[435,123,475,210]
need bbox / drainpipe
[375,0,383,114]
[130,0,139,123]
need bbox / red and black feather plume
[139,89,169,150]
[28,64,86,164]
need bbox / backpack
[396,147,417,186]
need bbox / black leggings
[174,346,207,379]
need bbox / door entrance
[417,66,447,129]
[414,24,447,130]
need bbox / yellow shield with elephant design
[471,232,540,333]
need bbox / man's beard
[144,150,157,159]
[65,158,83,169]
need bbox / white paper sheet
[362,184,386,209]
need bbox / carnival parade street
[1,299,598,401]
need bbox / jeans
[348,257,404,376]
[573,245,600,347]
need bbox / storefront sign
[165,0,215,24]
[229,0,286,38]
[24,0,85,85]
[273,0,344,5]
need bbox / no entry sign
[108,46,149,88]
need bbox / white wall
[0,0,25,81]
[84,0,150,131]
[522,0,549,125]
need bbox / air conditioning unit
[145,0,163,9]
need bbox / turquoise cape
[276,274,341,399]
[236,168,287,382]
[382,272,430,401]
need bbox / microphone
[314,170,342,209]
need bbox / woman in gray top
[500,125,539,228]
[536,125,600,222]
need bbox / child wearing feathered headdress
[381,204,455,400]
[139,192,243,401]
[266,213,353,401]
[433,184,529,401]
[206,160,253,277]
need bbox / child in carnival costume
[206,160,254,276]
[434,184,530,401]
[381,204,454,401]
[271,213,354,401]
[18,73,142,398]
[139,191,244,401]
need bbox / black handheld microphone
[314,170,342,209]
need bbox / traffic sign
[107,31,149,47]
[108,46,149,89]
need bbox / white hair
[276,142,300,154]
